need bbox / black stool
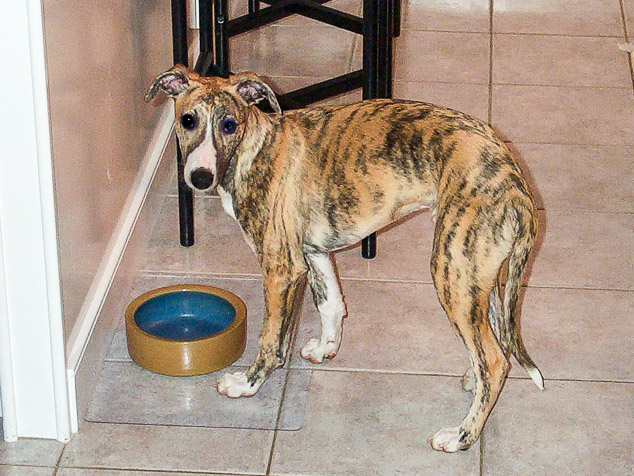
[170,0,400,259]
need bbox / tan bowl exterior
[125,284,247,376]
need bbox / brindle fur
[146,66,544,452]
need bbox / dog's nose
[190,167,214,190]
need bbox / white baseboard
[65,103,175,433]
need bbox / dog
[145,65,544,452]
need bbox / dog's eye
[222,118,237,134]
[180,113,197,130]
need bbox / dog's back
[270,100,535,255]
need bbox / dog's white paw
[461,367,476,394]
[429,426,468,453]
[300,337,339,364]
[215,371,259,398]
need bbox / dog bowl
[125,284,247,376]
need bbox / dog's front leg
[300,253,346,364]
[216,264,307,398]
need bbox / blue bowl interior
[134,291,237,341]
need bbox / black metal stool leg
[199,0,213,55]
[171,0,195,247]
[362,0,378,101]
[378,0,392,98]
[391,0,401,37]
[361,0,379,259]
[249,0,260,13]
[214,0,230,76]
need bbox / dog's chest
[218,186,257,253]
[217,186,236,219]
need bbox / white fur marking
[300,254,345,364]
[217,186,236,219]
[184,117,217,189]
[430,426,465,453]
[527,367,545,390]
[216,371,261,398]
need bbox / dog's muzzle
[190,167,214,191]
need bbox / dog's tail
[499,200,544,390]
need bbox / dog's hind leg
[429,217,511,452]
[300,253,347,364]
[216,261,307,398]
[462,279,503,394]
[431,277,510,451]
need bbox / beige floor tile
[0,439,64,468]
[508,287,634,381]
[292,280,469,374]
[529,210,633,290]
[482,380,634,475]
[85,362,304,431]
[271,372,480,476]
[61,422,273,474]
[493,34,632,87]
[394,81,490,121]
[492,85,634,145]
[0,467,54,476]
[510,143,634,212]
[229,24,356,78]
[142,196,261,276]
[401,0,490,33]
[394,31,490,83]
[493,0,624,36]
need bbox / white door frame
[0,0,71,442]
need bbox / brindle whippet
[145,65,544,452]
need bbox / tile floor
[2,0,633,474]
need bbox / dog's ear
[144,65,193,102]
[230,72,282,114]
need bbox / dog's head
[145,65,281,192]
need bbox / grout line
[335,276,634,293]
[133,272,634,293]
[52,438,68,476]
[293,367,463,377]
[131,270,634,292]
[491,82,633,90]
[265,299,305,475]
[535,377,634,385]
[286,366,634,385]
[503,139,634,146]
[0,463,59,470]
[485,31,625,39]
[391,27,624,38]
[58,465,264,475]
